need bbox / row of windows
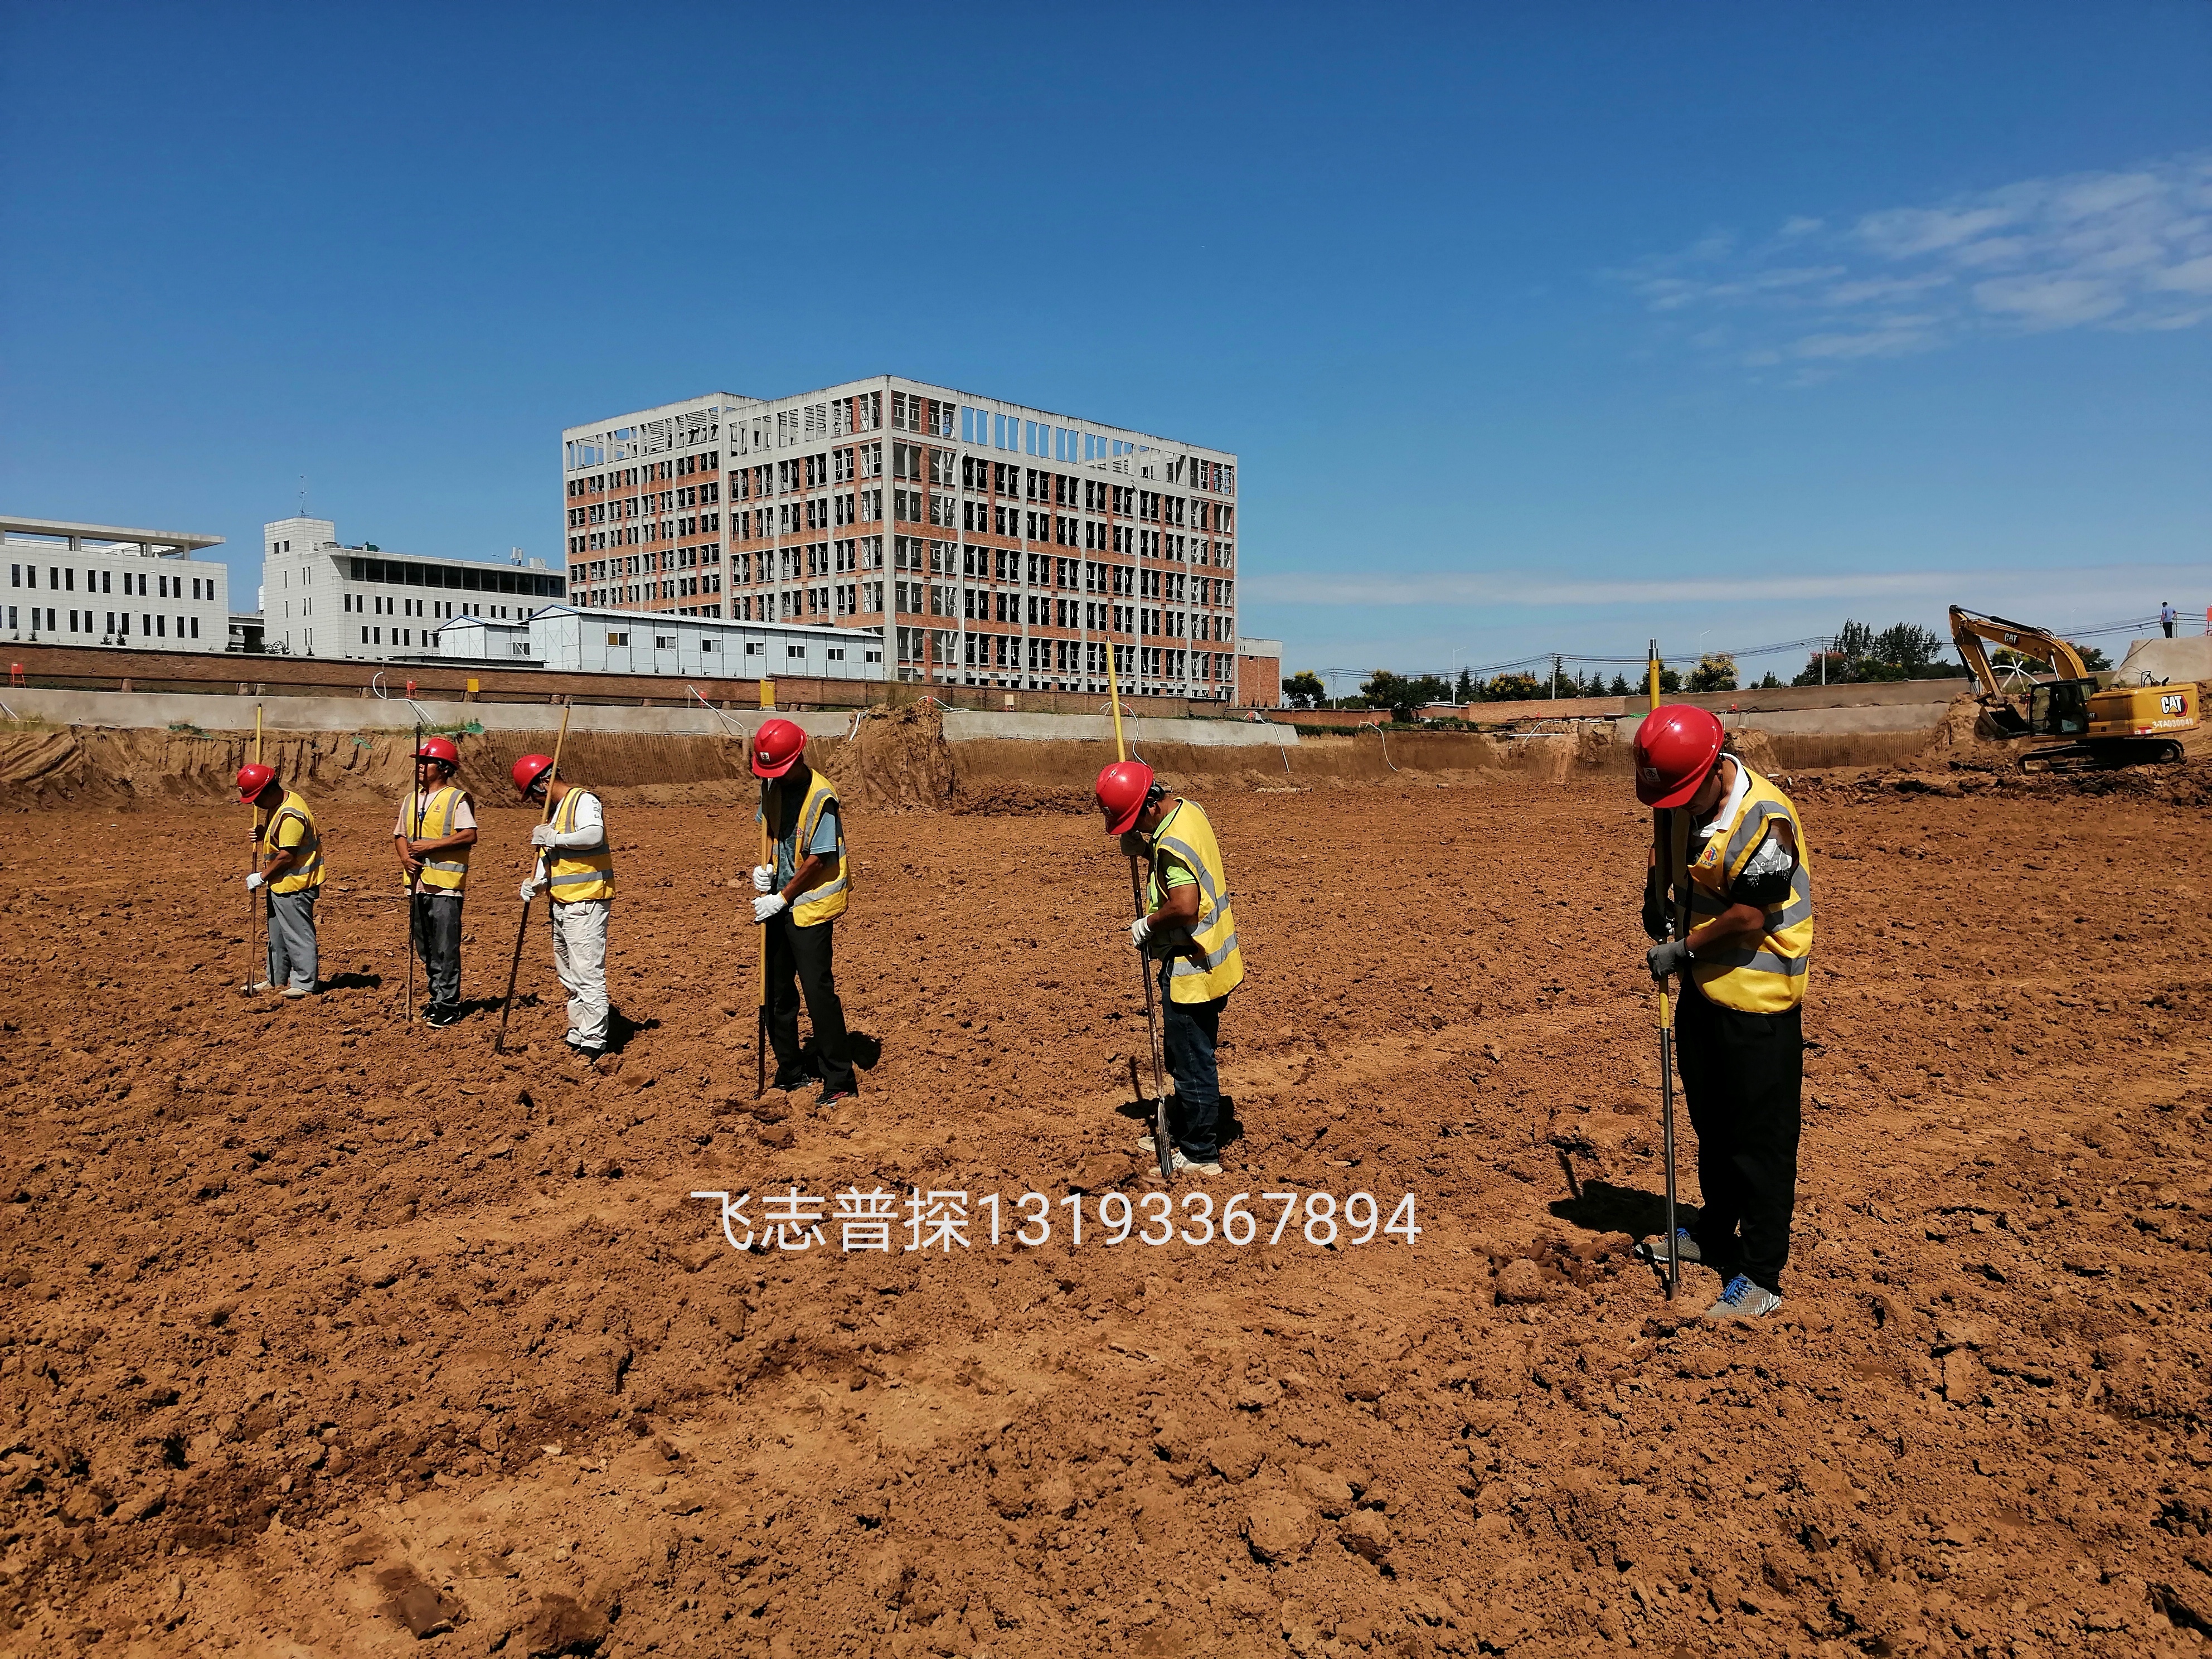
[569,453,720,498]
[4,607,202,641]
[8,564,206,599]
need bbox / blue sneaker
[1704,1273,1783,1320]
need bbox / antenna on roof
[299,475,308,517]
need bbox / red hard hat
[235,763,276,804]
[751,718,805,779]
[1095,759,1157,836]
[415,735,459,767]
[1633,705,1726,808]
[512,754,556,796]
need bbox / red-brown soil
[2,768,2210,1657]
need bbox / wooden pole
[756,775,770,1096]
[493,702,573,1054]
[1647,639,1682,1299]
[245,705,264,995]
[1107,641,1173,1183]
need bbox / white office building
[261,516,566,659]
[430,603,885,682]
[2,515,231,650]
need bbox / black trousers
[765,914,855,1092]
[410,892,464,1015]
[1160,976,1227,1160]
[1673,986,1802,1291]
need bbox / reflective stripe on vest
[788,771,850,928]
[547,788,614,903]
[264,792,326,895]
[1145,798,1244,1003]
[1686,765,1812,1014]
[405,784,473,894]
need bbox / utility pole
[1550,653,1562,701]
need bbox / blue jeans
[1160,976,1227,1160]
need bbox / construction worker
[1095,761,1244,1177]
[238,763,324,1000]
[748,718,857,1106]
[1635,705,1813,1321]
[2162,600,2177,639]
[394,735,477,1027]
[514,754,614,1059]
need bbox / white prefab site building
[431,604,886,683]
[2,515,231,651]
[261,516,566,660]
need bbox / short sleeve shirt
[274,812,311,852]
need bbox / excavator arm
[1947,605,2090,700]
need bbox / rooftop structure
[561,377,1238,696]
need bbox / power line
[1299,610,2196,686]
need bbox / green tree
[1281,670,1326,710]
[1688,653,1738,692]
[1869,622,1945,675]
[1609,673,1631,696]
[1757,671,1782,689]
[1454,667,1476,702]
[1659,667,1682,694]
[1360,669,1451,720]
[1483,671,1544,701]
[1834,619,1875,660]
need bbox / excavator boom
[1947,605,2091,700]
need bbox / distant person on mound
[238,763,324,1000]
[748,718,857,1107]
[1095,761,1245,1178]
[1634,707,1812,1322]
[394,735,478,1027]
[514,754,614,1060]
[2162,600,2177,639]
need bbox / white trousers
[550,898,611,1048]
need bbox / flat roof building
[2,515,231,651]
[429,603,886,683]
[261,517,565,660]
[561,377,1238,696]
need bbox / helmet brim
[1103,798,1143,836]
[750,751,800,779]
[1636,745,1723,808]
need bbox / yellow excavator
[1948,605,2197,770]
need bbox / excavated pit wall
[0,697,1942,813]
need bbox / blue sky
[3,1,2207,687]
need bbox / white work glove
[1129,915,1152,949]
[528,824,556,848]
[520,879,544,904]
[751,864,775,893]
[752,893,788,924]
[245,872,265,892]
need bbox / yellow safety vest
[1685,764,1813,1014]
[263,791,325,896]
[401,784,473,895]
[546,788,614,904]
[1146,798,1244,1004]
[760,769,850,928]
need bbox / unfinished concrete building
[561,380,1239,696]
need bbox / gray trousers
[410,892,464,1013]
[266,889,318,992]
[550,898,610,1048]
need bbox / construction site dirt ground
[3,768,2211,1658]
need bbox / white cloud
[1614,153,2212,368]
